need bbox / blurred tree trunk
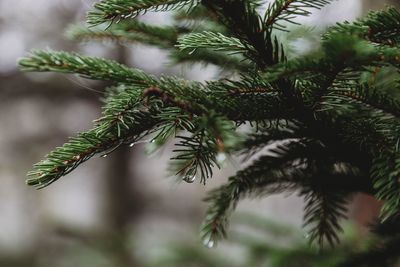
[105,45,146,267]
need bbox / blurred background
[0,1,398,266]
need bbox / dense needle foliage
[19,0,400,264]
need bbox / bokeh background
[0,1,397,266]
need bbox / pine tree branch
[202,138,367,247]
[201,141,324,246]
[25,76,288,187]
[26,83,201,187]
[302,189,348,247]
[327,7,400,47]
[87,0,196,26]
[371,153,400,221]
[19,50,157,86]
[26,81,196,188]
[27,94,162,188]
[315,74,400,157]
[19,51,291,125]
[201,149,303,247]
[68,21,184,49]
[176,31,251,54]
[202,0,285,68]
[319,81,400,118]
[265,34,400,83]
[264,0,334,31]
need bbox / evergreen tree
[19,0,400,264]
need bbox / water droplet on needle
[216,152,227,164]
[206,240,214,248]
[183,174,196,183]
[202,236,215,248]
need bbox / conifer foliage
[20,0,400,261]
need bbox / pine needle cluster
[19,0,400,262]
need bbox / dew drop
[101,154,108,158]
[206,240,214,248]
[202,237,215,249]
[183,174,196,183]
[216,152,227,164]
[129,143,135,147]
